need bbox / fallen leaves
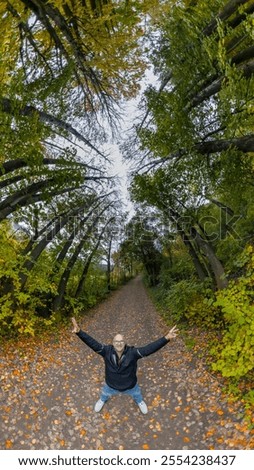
[5,439,13,449]
[142,443,149,449]
[0,280,253,451]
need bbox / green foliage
[117,214,164,286]
[160,246,196,287]
[0,220,124,338]
[0,224,56,337]
[211,245,254,379]
[164,278,203,322]
[73,268,109,309]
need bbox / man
[71,317,178,414]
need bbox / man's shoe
[137,401,148,414]
[94,399,105,413]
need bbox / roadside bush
[211,245,254,379]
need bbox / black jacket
[77,330,169,391]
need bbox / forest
[0,0,254,412]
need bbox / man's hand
[71,317,80,334]
[165,325,179,341]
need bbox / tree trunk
[18,198,104,289]
[107,236,113,292]
[75,219,114,298]
[196,133,254,154]
[0,157,88,176]
[206,197,235,216]
[1,97,105,157]
[52,239,85,313]
[180,231,209,282]
[169,208,218,285]
[189,59,254,109]
[202,0,250,36]
[228,2,254,29]
[167,208,211,282]
[190,227,228,289]
[52,206,112,311]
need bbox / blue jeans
[100,382,143,404]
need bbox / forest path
[0,276,252,450]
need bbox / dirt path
[0,276,253,450]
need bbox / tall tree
[125,0,254,288]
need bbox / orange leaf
[65,410,73,416]
[206,429,215,437]
[5,440,13,449]
[183,437,190,443]
[142,444,149,450]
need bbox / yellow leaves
[206,428,216,438]
[3,405,11,413]
[142,443,150,449]
[199,405,207,412]
[29,408,38,418]
[155,422,162,432]
[5,439,13,449]
[148,419,162,432]
[103,412,111,421]
[216,437,224,444]
[151,394,161,407]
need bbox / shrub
[211,245,254,379]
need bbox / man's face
[113,334,125,354]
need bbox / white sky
[105,68,158,218]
